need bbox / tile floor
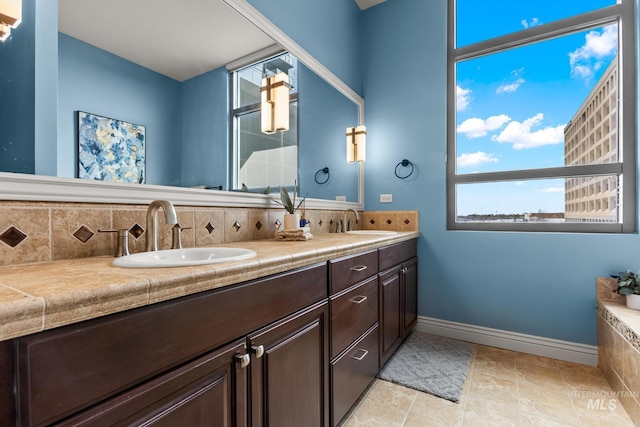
[340,343,637,427]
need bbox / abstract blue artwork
[77,111,146,183]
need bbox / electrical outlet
[335,195,346,201]
[380,194,393,203]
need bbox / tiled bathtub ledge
[597,302,640,353]
[0,231,419,342]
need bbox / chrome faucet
[343,209,360,232]
[145,200,178,251]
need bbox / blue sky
[455,0,618,215]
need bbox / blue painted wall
[250,0,640,345]
[247,0,363,95]
[180,67,229,189]
[58,33,182,185]
[298,63,359,202]
[361,0,640,345]
[0,0,35,174]
[35,0,58,177]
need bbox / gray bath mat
[377,332,475,403]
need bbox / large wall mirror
[0,0,364,209]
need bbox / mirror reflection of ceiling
[58,0,275,82]
[354,0,387,10]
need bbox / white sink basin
[112,247,257,268]
[345,230,398,236]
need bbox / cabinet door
[248,301,329,427]
[403,257,418,339]
[379,266,403,367]
[56,340,248,427]
[0,339,15,426]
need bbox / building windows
[230,52,298,192]
[447,0,636,232]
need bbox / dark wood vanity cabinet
[55,338,248,427]
[329,250,380,427]
[3,238,418,427]
[378,240,418,367]
[248,302,329,427]
[11,262,328,427]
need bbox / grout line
[399,390,418,427]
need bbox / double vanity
[0,230,418,426]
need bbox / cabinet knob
[350,349,369,361]
[350,265,368,272]
[251,345,265,358]
[349,295,368,304]
[236,353,251,368]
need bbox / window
[231,52,298,192]
[447,0,636,232]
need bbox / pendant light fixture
[260,72,290,134]
[346,125,366,162]
[0,0,22,42]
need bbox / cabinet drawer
[329,250,378,294]
[330,276,378,359]
[331,324,379,427]
[379,239,417,271]
[16,262,327,427]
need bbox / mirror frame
[0,0,364,211]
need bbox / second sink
[113,247,257,268]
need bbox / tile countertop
[0,231,420,342]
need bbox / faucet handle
[99,229,130,257]
[171,225,192,249]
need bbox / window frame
[446,0,636,233]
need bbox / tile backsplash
[0,201,418,266]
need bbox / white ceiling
[58,0,275,82]
[58,0,385,82]
[354,0,387,11]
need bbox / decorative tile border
[597,302,640,353]
[0,201,420,266]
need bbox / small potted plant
[274,184,306,230]
[611,270,640,310]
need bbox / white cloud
[457,114,510,138]
[496,78,525,94]
[457,86,471,112]
[456,151,499,168]
[521,18,541,29]
[492,113,565,149]
[536,187,564,194]
[569,25,618,80]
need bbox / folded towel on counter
[275,227,313,241]
[276,232,314,241]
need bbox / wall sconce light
[0,0,22,42]
[346,125,366,162]
[260,72,290,134]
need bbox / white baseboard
[416,316,598,366]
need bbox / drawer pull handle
[350,265,368,272]
[351,349,369,361]
[350,295,368,304]
[251,345,265,358]
[236,353,251,368]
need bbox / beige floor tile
[517,387,581,426]
[403,392,463,427]
[461,395,520,426]
[339,339,638,427]
[342,397,411,427]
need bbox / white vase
[283,213,301,230]
[626,294,640,310]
